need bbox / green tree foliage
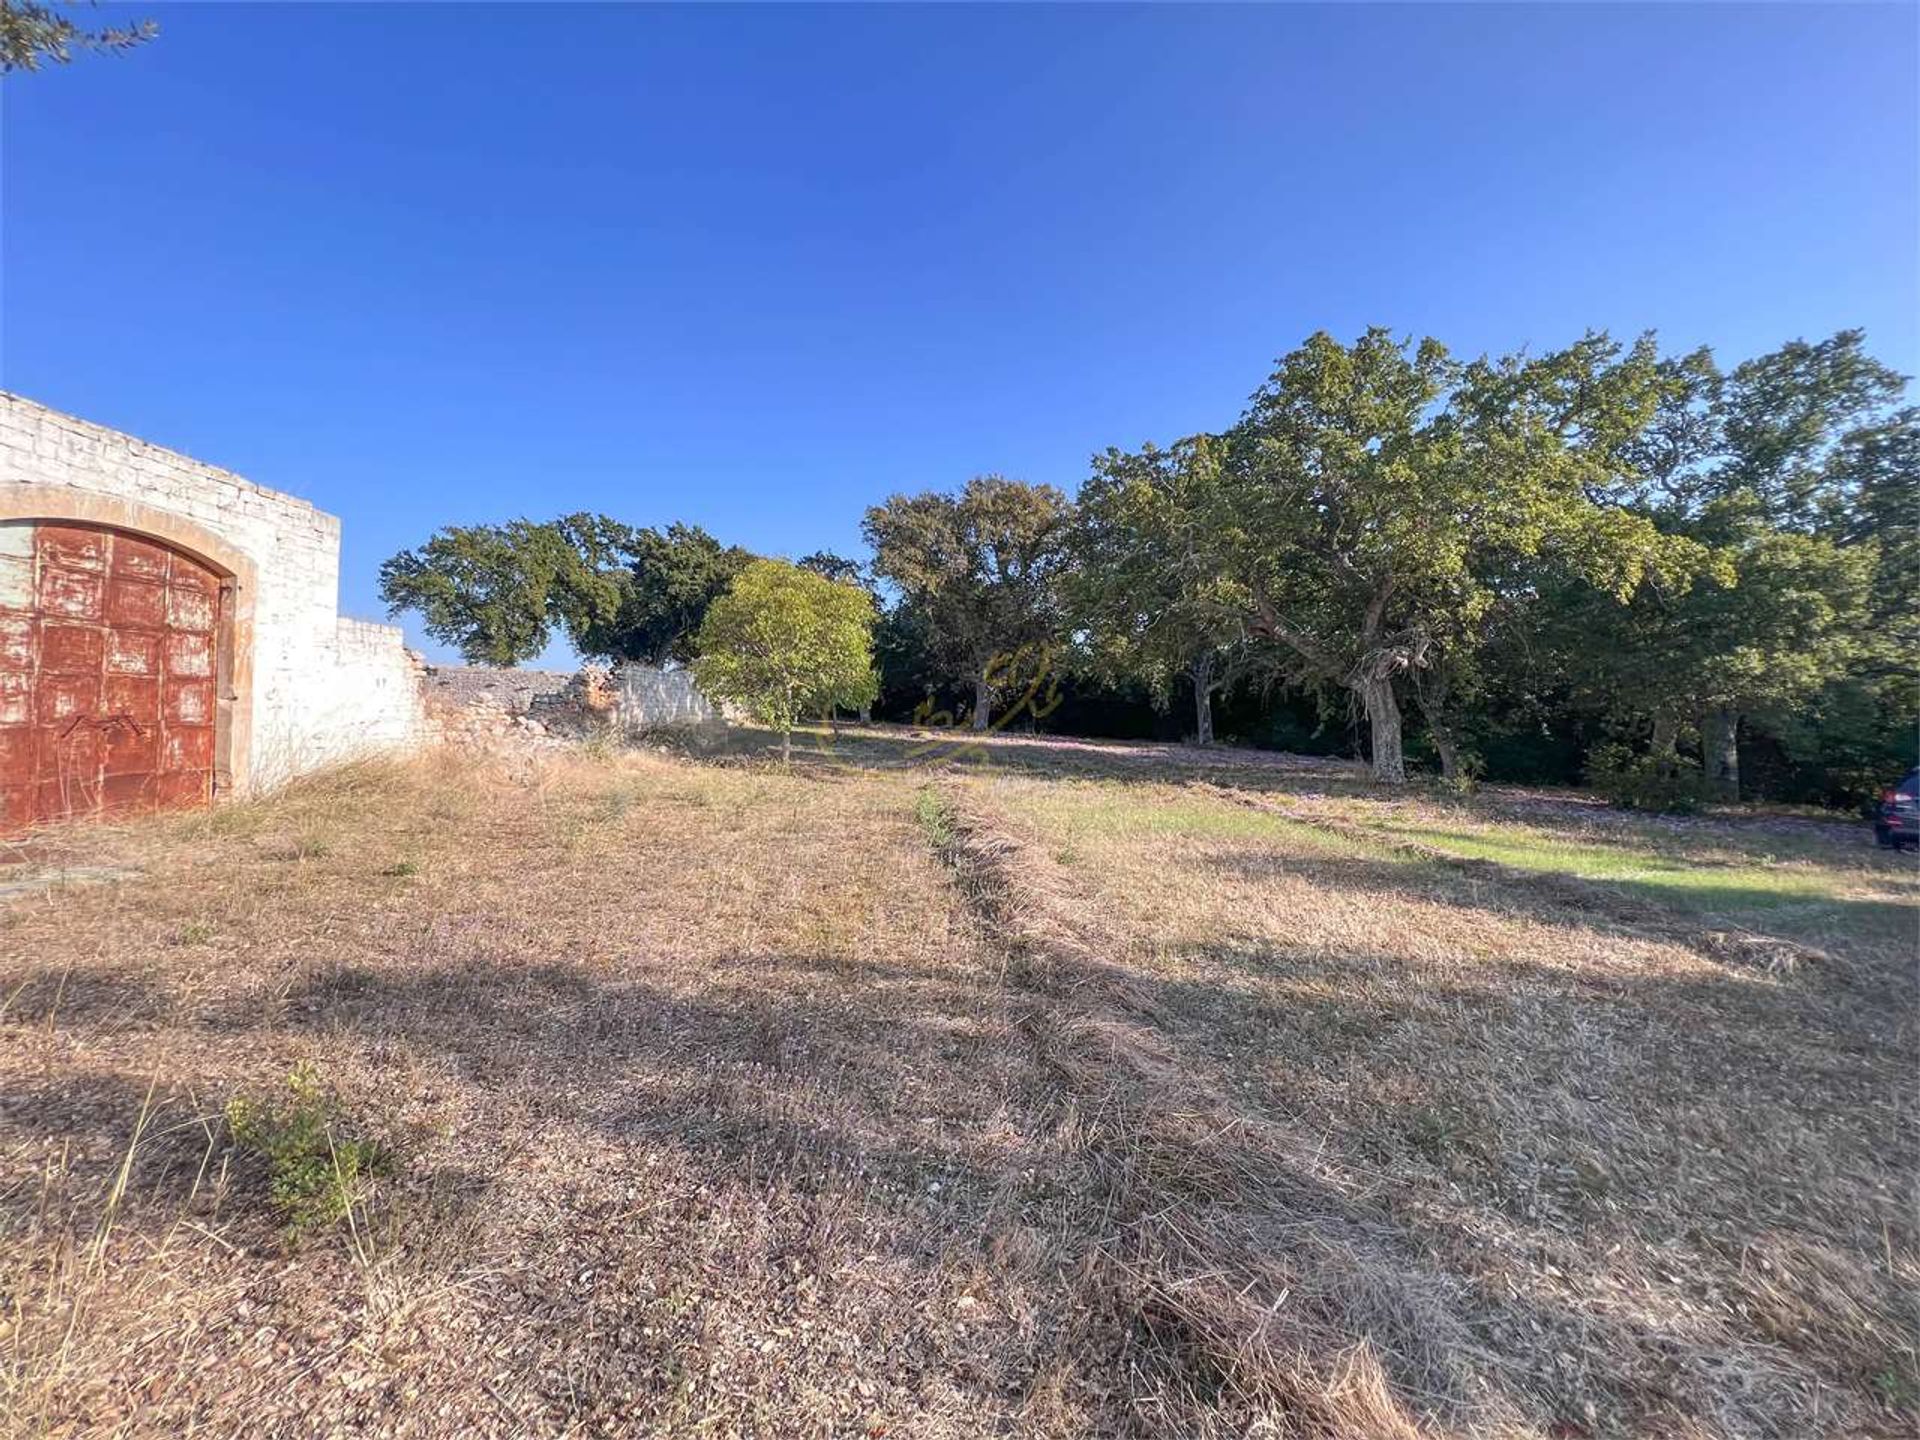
[380,517,753,667]
[1588,503,1873,798]
[1209,329,1697,783]
[863,476,1073,731]
[381,323,1910,810]
[871,598,946,717]
[691,560,878,762]
[1557,330,1914,800]
[378,520,582,665]
[796,553,878,717]
[796,550,870,589]
[1704,330,1908,531]
[1068,436,1245,745]
[567,522,754,666]
[1836,401,1919,640]
[1,0,154,72]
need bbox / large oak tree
[1068,436,1245,746]
[863,476,1073,731]
[380,516,753,667]
[1211,328,1693,784]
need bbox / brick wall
[0,391,428,791]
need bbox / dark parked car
[1873,768,1918,850]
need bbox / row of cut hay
[923,783,1524,1440]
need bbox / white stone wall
[614,664,720,731]
[0,391,428,790]
[286,617,431,774]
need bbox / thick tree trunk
[971,672,991,732]
[781,728,792,765]
[1703,707,1740,801]
[1354,676,1406,785]
[1649,712,1678,772]
[1191,653,1216,747]
[1412,687,1460,781]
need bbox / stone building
[0,392,429,828]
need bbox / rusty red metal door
[0,522,222,830]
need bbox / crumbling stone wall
[423,665,611,752]
[426,662,720,749]
[423,665,574,717]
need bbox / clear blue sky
[5,3,1915,663]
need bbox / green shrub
[225,1064,391,1239]
[1586,742,1709,814]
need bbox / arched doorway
[1,519,233,829]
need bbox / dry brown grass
[969,764,1917,1437]
[2,733,1914,1438]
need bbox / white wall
[614,664,719,731]
[0,391,428,789]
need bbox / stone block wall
[613,664,719,731]
[0,391,429,792]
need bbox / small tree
[691,560,878,763]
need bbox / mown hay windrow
[925,783,1512,1438]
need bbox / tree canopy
[863,476,1073,731]
[1205,328,1702,782]
[569,522,755,666]
[2,0,155,72]
[377,520,581,666]
[690,560,878,762]
[379,322,1912,809]
[380,517,752,667]
[1067,436,1245,745]
[1537,329,1915,800]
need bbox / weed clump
[225,1063,391,1240]
[913,787,956,849]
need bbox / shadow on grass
[4,916,1911,1436]
[664,719,1379,793]
[1199,830,1915,974]
[668,723,1896,883]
